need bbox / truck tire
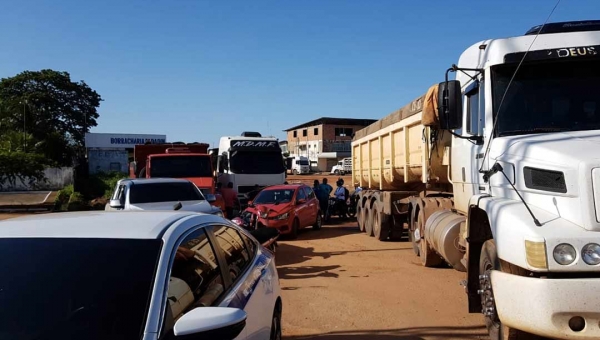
[334,170,340,175]
[365,204,374,237]
[357,204,365,232]
[480,240,542,340]
[373,211,390,241]
[408,206,420,256]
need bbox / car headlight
[259,212,268,218]
[213,209,224,217]
[582,243,600,265]
[553,243,577,265]
[275,212,289,220]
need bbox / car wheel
[270,303,282,340]
[313,212,322,230]
[290,218,299,239]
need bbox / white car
[106,178,223,216]
[0,211,282,340]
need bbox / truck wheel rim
[479,264,499,325]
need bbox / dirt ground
[277,220,488,340]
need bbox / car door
[210,224,275,340]
[294,187,309,227]
[159,226,239,340]
[302,186,318,225]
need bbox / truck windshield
[230,151,285,174]
[130,182,204,204]
[296,160,309,166]
[492,58,600,137]
[150,155,212,178]
[0,238,161,340]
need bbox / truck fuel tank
[424,210,466,272]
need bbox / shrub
[67,191,88,211]
[82,171,127,200]
[54,184,74,211]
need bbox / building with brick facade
[284,117,376,172]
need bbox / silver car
[106,178,223,216]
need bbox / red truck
[129,143,226,215]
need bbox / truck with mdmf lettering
[215,132,286,206]
[353,20,600,340]
[128,142,226,215]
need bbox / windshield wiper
[501,127,570,136]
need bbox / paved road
[277,220,488,340]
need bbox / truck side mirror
[437,80,463,130]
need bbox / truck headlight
[582,243,600,265]
[275,212,289,220]
[553,243,577,265]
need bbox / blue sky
[1,0,598,147]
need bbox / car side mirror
[205,194,217,203]
[109,199,124,209]
[297,198,306,204]
[437,80,463,130]
[173,307,246,340]
[247,200,253,206]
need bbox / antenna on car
[173,202,183,211]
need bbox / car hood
[129,200,216,213]
[246,203,292,216]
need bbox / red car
[245,184,322,238]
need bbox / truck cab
[216,132,286,207]
[287,156,310,175]
[330,157,351,175]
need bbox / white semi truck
[215,132,286,206]
[353,20,600,340]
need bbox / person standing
[318,178,333,216]
[221,182,239,218]
[334,179,347,219]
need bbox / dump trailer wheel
[417,210,443,267]
[364,204,374,237]
[372,201,390,241]
[480,240,543,340]
[357,203,365,232]
[408,205,420,256]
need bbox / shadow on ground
[285,325,489,340]
[276,241,411,267]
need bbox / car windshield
[253,189,295,204]
[492,58,600,137]
[0,238,161,340]
[150,155,212,178]
[229,151,285,174]
[129,182,204,204]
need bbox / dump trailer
[353,20,600,340]
[353,94,452,241]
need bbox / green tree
[0,69,102,165]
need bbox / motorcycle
[324,194,358,221]
[347,193,358,218]
[232,210,279,254]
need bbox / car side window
[304,186,315,200]
[212,225,252,282]
[239,231,257,258]
[296,187,307,202]
[166,228,225,324]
